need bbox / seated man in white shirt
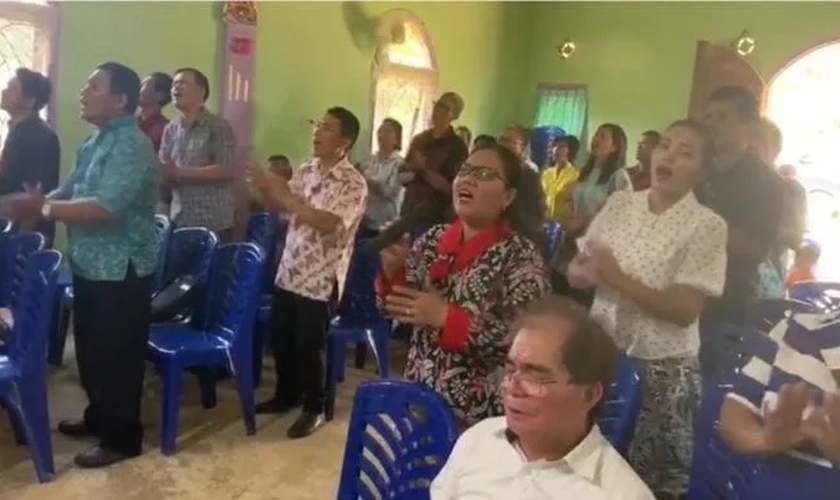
[431,296,654,500]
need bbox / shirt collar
[496,424,606,483]
[101,114,137,131]
[177,107,210,128]
[309,155,353,179]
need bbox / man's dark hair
[327,106,360,149]
[268,154,290,164]
[555,135,581,161]
[641,130,661,144]
[150,72,173,107]
[513,295,619,418]
[708,85,760,122]
[174,67,210,102]
[97,62,141,115]
[473,134,497,148]
[15,68,51,112]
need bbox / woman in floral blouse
[376,143,549,426]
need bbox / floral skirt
[627,356,701,495]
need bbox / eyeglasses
[501,365,561,398]
[457,163,504,182]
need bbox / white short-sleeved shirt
[586,190,728,359]
[430,417,654,500]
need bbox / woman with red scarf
[376,143,549,427]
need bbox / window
[533,84,588,140]
[0,0,53,141]
[370,14,437,153]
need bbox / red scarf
[428,220,510,283]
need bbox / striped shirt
[727,312,840,468]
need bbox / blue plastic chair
[687,383,761,500]
[337,380,459,500]
[49,220,177,366]
[543,220,562,262]
[790,280,840,313]
[325,238,392,421]
[0,250,62,483]
[746,298,816,333]
[244,211,281,387]
[596,356,643,455]
[146,242,265,455]
[0,232,46,308]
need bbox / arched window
[369,12,437,153]
[0,0,55,141]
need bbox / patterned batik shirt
[159,108,236,232]
[48,115,159,281]
[274,157,367,302]
[398,224,549,426]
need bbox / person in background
[701,85,783,323]
[498,124,539,172]
[399,91,468,228]
[541,135,580,224]
[377,143,548,427]
[159,67,236,240]
[267,154,293,181]
[251,107,367,439]
[785,242,820,291]
[10,62,159,468]
[431,297,654,500]
[627,130,661,191]
[359,118,404,237]
[568,120,727,499]
[0,68,59,244]
[137,72,172,153]
[471,134,496,152]
[455,125,472,150]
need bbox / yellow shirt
[541,162,578,221]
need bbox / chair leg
[47,288,70,366]
[232,354,256,436]
[252,327,263,389]
[1,393,26,445]
[197,369,218,409]
[159,361,183,456]
[374,325,390,379]
[353,342,367,369]
[16,378,56,482]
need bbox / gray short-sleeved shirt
[159,108,236,232]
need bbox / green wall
[521,1,840,145]
[56,1,526,170]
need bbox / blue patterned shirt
[49,115,159,281]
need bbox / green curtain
[533,87,588,139]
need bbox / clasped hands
[760,382,840,466]
[380,234,448,328]
[571,238,625,289]
[0,182,45,221]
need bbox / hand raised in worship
[379,234,411,281]
[801,391,840,467]
[760,382,812,454]
[384,284,447,328]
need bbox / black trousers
[270,287,330,414]
[72,264,152,456]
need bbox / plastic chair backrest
[202,242,265,344]
[597,356,642,454]
[543,220,562,262]
[337,380,460,500]
[746,298,816,333]
[336,238,381,322]
[161,227,218,287]
[152,215,172,291]
[790,281,840,312]
[245,211,280,290]
[6,250,61,374]
[0,217,14,234]
[0,232,45,308]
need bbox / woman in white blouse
[568,119,728,499]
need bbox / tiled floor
[0,339,404,499]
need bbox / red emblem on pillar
[230,37,252,55]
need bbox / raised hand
[379,234,410,281]
[802,391,840,467]
[760,382,812,454]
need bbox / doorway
[767,42,840,280]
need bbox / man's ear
[581,382,604,414]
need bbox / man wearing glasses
[431,296,654,499]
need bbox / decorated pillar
[220,1,257,239]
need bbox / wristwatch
[41,202,52,219]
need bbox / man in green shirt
[12,62,159,468]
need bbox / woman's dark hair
[555,135,581,163]
[15,68,51,112]
[577,124,627,185]
[380,117,403,150]
[664,119,716,203]
[475,143,546,251]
